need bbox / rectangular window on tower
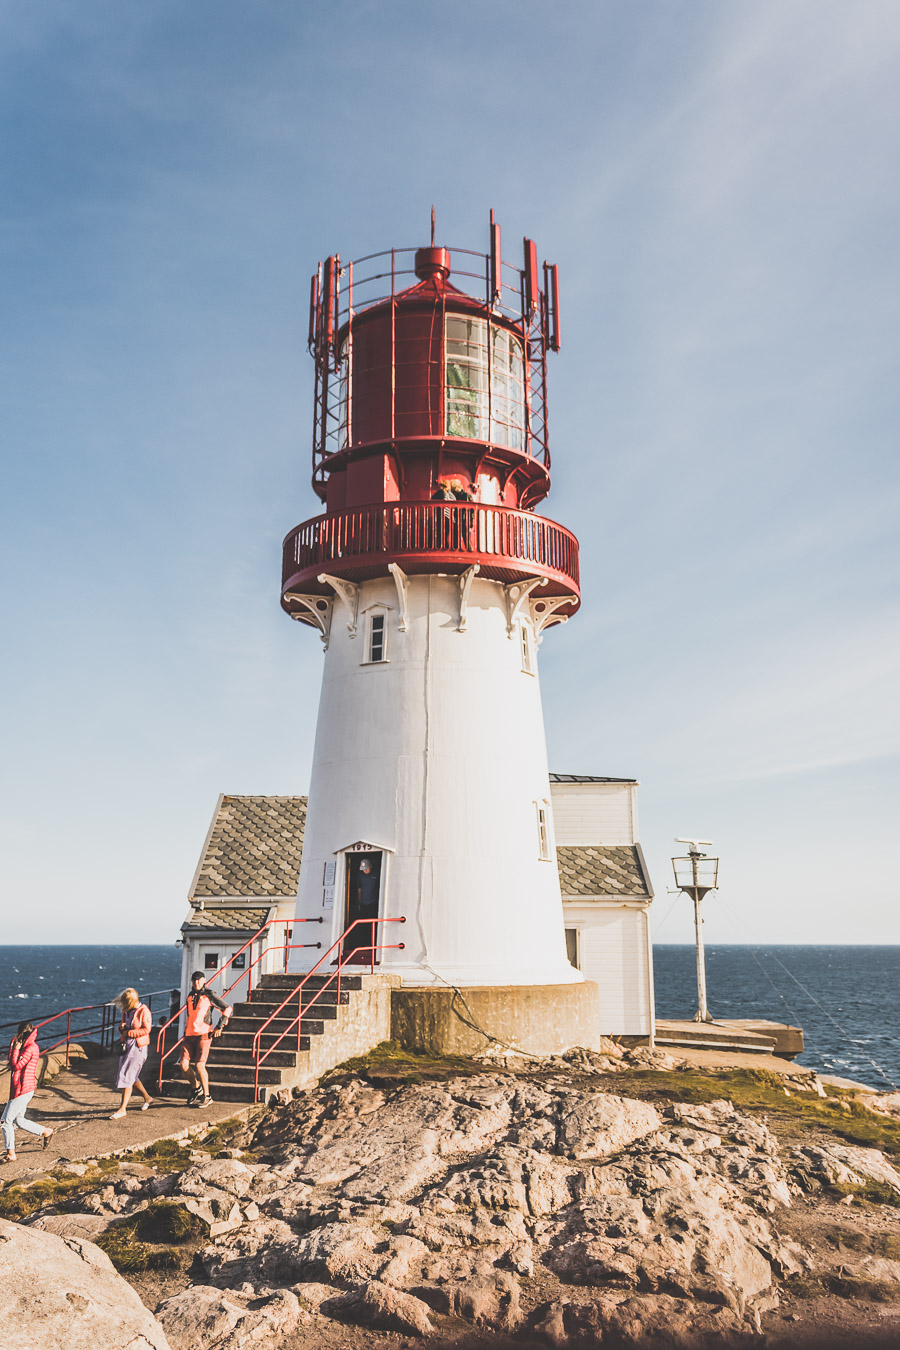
[536,804,551,860]
[520,621,535,675]
[367,612,387,664]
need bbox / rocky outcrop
[175,1073,816,1343]
[789,1140,900,1197]
[0,1217,171,1350]
[11,1066,898,1346]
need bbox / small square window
[204,953,219,970]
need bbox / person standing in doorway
[179,972,232,1108]
[353,856,381,965]
[110,988,153,1119]
[2,1022,53,1161]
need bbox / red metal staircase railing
[154,916,324,1092]
[251,915,406,1101]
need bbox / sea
[0,944,897,1090]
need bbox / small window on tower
[565,928,580,969]
[536,804,550,860]
[520,621,535,675]
[367,612,387,664]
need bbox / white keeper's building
[178,774,654,1038]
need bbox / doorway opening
[342,851,383,966]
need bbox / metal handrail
[153,917,324,1091]
[1,989,176,1069]
[251,916,406,1101]
[282,500,580,596]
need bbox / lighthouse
[283,214,592,1020]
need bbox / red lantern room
[282,212,580,622]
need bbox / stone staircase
[163,970,399,1104]
[654,1018,803,1058]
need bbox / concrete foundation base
[391,981,603,1058]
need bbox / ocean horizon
[1,943,897,1091]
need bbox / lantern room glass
[445,316,525,452]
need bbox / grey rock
[174,1157,257,1199]
[0,1218,171,1350]
[557,1091,662,1160]
[156,1284,302,1349]
[324,1279,434,1336]
[29,1212,110,1242]
[790,1141,900,1196]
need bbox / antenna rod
[430,205,435,246]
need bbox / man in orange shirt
[179,971,232,1107]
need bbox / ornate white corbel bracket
[530,593,579,639]
[283,592,334,648]
[388,562,410,632]
[318,573,360,637]
[457,564,480,632]
[503,576,547,637]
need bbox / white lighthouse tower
[284,216,591,1022]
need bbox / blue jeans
[2,1092,45,1152]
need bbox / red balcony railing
[282,501,580,602]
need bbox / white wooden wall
[563,903,653,1035]
[550,782,637,846]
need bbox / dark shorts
[179,1034,211,1069]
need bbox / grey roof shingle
[192,796,307,898]
[556,845,650,898]
[183,906,272,932]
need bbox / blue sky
[1,0,897,946]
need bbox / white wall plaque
[323,862,336,885]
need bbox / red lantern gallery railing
[281,501,580,601]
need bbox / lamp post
[672,839,719,1023]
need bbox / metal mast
[671,839,719,1023]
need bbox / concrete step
[207,1064,285,1086]
[232,999,344,1022]
[654,1019,777,1052]
[210,1047,299,1069]
[255,973,364,992]
[228,1018,327,1040]
[236,989,349,1014]
[229,1005,338,1028]
[223,1031,314,1053]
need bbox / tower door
[342,851,383,967]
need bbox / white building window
[565,927,580,969]
[363,611,388,664]
[445,316,525,451]
[536,803,551,860]
[520,621,535,675]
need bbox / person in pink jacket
[110,988,153,1119]
[2,1022,53,1161]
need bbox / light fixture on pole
[672,838,719,1023]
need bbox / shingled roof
[192,796,307,899]
[556,845,651,898]
[183,906,272,932]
